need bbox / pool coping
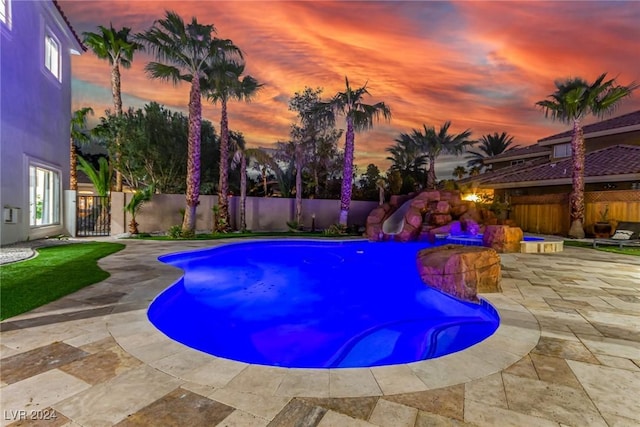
[106,239,541,399]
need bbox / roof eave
[538,124,640,146]
[479,172,640,189]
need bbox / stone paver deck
[1,238,639,426]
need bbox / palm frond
[77,156,112,196]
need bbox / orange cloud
[61,0,640,178]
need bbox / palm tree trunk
[295,143,302,226]
[218,97,230,232]
[181,77,202,235]
[339,117,355,226]
[70,139,78,191]
[262,167,267,196]
[240,153,247,232]
[427,154,437,190]
[112,62,124,192]
[568,120,585,238]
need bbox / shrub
[167,225,182,239]
[323,223,347,235]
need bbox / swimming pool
[148,240,500,368]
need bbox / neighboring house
[0,0,83,245]
[459,110,640,235]
[463,110,640,197]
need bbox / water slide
[381,198,414,235]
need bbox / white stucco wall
[0,1,81,245]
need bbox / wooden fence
[510,190,640,236]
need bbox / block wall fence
[109,192,379,235]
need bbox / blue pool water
[444,233,544,246]
[148,240,500,368]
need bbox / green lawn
[563,240,640,256]
[0,242,125,320]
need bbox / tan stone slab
[369,365,428,395]
[317,410,376,427]
[529,353,581,389]
[531,336,599,363]
[59,345,143,385]
[567,360,640,422]
[329,369,382,397]
[62,329,112,349]
[502,355,539,380]
[300,396,378,421]
[52,365,182,427]
[0,370,90,427]
[464,399,558,427]
[415,410,474,426]
[464,372,507,409]
[540,328,580,342]
[275,369,330,398]
[123,337,188,363]
[502,372,607,426]
[595,354,640,371]
[209,388,291,420]
[578,334,640,360]
[1,342,89,385]
[76,336,119,354]
[112,387,234,427]
[216,409,269,427]
[179,357,248,388]
[149,347,218,377]
[383,385,464,421]
[369,399,417,427]
[225,364,286,395]
[409,357,474,389]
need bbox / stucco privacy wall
[0,1,82,245]
[111,193,378,234]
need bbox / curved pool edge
[107,247,541,399]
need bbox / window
[29,165,60,226]
[553,143,572,158]
[0,0,9,27]
[511,159,524,166]
[45,34,61,80]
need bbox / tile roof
[52,0,86,51]
[472,145,640,187]
[484,144,551,162]
[538,110,640,142]
[457,157,549,186]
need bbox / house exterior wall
[0,0,80,245]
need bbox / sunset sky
[59,1,640,179]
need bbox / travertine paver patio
[1,238,639,426]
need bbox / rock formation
[416,244,502,303]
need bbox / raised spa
[148,240,500,368]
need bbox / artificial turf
[563,240,640,256]
[0,242,125,320]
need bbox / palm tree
[124,183,155,234]
[536,73,637,238]
[204,60,261,232]
[414,122,473,189]
[136,11,241,235]
[466,132,519,170]
[376,177,386,206]
[231,137,278,232]
[70,107,94,190]
[83,24,140,192]
[453,165,466,179]
[322,77,391,225]
[386,132,427,190]
[77,156,112,232]
[469,166,482,177]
